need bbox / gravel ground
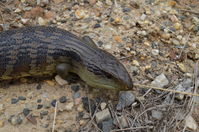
[0,0,199,132]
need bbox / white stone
[65,102,74,111]
[105,0,113,5]
[151,73,169,88]
[95,108,111,123]
[14,8,21,13]
[140,14,147,21]
[104,44,112,50]
[55,75,68,86]
[151,49,159,56]
[100,102,107,110]
[38,17,47,26]
[185,116,198,131]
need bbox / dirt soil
[0,0,199,132]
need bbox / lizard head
[75,49,133,91]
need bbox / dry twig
[110,126,154,132]
[52,101,58,132]
[134,84,199,97]
[180,9,199,15]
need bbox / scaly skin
[0,26,133,90]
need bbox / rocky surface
[0,0,198,131]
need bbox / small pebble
[0,104,5,111]
[116,91,135,111]
[9,115,23,125]
[144,41,150,46]
[74,97,82,105]
[38,17,48,26]
[172,39,180,45]
[161,33,171,40]
[151,61,157,68]
[55,75,68,86]
[93,23,101,28]
[173,22,181,30]
[152,42,159,48]
[114,116,128,128]
[95,108,111,123]
[40,111,49,118]
[151,110,163,120]
[43,101,51,109]
[21,18,29,24]
[0,120,4,128]
[130,1,139,8]
[14,8,21,13]
[132,60,140,66]
[37,99,42,103]
[177,63,187,73]
[65,102,74,111]
[79,120,87,126]
[151,49,159,56]
[122,7,131,13]
[185,116,198,131]
[151,73,169,88]
[140,14,147,21]
[100,102,107,110]
[59,96,67,103]
[23,108,31,116]
[75,9,87,19]
[71,85,80,92]
[104,44,112,49]
[11,98,19,104]
[141,31,147,36]
[137,30,147,36]
[51,99,57,107]
[77,104,84,112]
[36,83,42,90]
[97,41,103,47]
[192,16,199,24]
[18,96,26,101]
[99,119,113,132]
[37,104,43,109]
[177,35,182,40]
[105,0,112,5]
[182,78,192,88]
[130,66,139,76]
[170,15,179,22]
[73,92,81,99]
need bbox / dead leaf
[26,114,37,125]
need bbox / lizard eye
[104,73,112,79]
